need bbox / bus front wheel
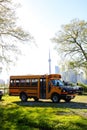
[20,93,28,102]
[52,94,60,103]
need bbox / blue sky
[1,0,87,79]
[22,0,87,29]
[18,0,87,46]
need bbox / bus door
[40,78,46,99]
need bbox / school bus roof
[49,74,61,78]
[10,75,44,79]
[10,74,61,79]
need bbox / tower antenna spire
[48,49,51,74]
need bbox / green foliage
[0,95,87,130]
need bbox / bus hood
[62,85,76,94]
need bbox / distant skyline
[1,0,87,79]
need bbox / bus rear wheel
[20,93,28,102]
[52,94,60,103]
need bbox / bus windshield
[51,79,64,87]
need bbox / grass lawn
[0,95,87,130]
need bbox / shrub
[78,83,87,92]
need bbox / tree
[0,0,33,66]
[52,19,87,73]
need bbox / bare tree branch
[0,0,33,66]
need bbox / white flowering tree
[0,0,33,66]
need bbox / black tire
[20,93,28,102]
[52,94,60,103]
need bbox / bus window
[20,79,25,87]
[26,79,30,87]
[15,79,20,87]
[51,79,64,87]
[10,79,15,87]
[31,79,38,87]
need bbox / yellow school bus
[9,74,76,103]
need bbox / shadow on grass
[13,100,87,109]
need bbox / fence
[0,85,9,94]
